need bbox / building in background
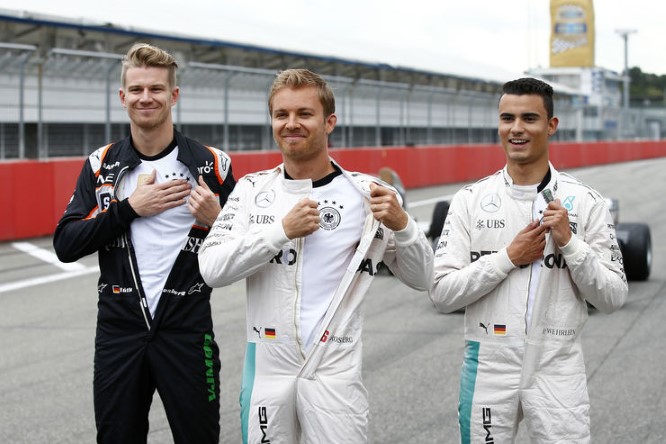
[0,7,662,159]
[529,0,662,141]
[529,66,626,140]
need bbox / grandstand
[0,8,658,159]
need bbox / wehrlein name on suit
[542,328,576,336]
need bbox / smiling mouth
[509,138,528,145]
[281,133,306,140]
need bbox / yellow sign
[550,0,595,67]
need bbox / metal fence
[0,44,662,159]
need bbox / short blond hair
[268,69,335,117]
[120,43,178,88]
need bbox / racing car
[606,197,652,281]
[426,197,652,281]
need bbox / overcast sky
[1,0,664,79]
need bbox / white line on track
[11,241,85,271]
[1,242,99,294]
[0,265,99,294]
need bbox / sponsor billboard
[550,0,595,67]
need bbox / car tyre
[616,222,652,281]
[428,200,450,240]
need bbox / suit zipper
[525,202,536,335]
[126,234,151,331]
[293,236,305,359]
[115,166,151,331]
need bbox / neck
[507,161,549,185]
[283,157,335,181]
[130,124,175,157]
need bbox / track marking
[0,265,99,294]
[0,242,98,294]
[11,242,86,271]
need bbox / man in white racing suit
[199,68,433,443]
[430,78,628,443]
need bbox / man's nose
[511,119,524,133]
[285,114,300,129]
[139,88,152,101]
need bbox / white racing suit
[199,160,433,443]
[430,164,627,443]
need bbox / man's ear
[325,113,337,135]
[548,116,559,136]
[170,86,180,106]
[119,88,126,108]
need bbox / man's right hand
[506,220,547,266]
[282,198,320,239]
[128,169,192,217]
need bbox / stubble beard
[132,110,171,132]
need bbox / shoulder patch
[88,144,113,175]
[203,146,232,182]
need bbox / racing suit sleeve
[53,159,139,263]
[558,197,628,313]
[429,190,516,313]
[204,146,236,211]
[382,217,434,291]
[198,177,288,288]
[218,163,236,208]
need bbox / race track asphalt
[0,157,664,443]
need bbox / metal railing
[1,45,663,159]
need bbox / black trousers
[93,330,221,444]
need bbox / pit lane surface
[1,158,664,443]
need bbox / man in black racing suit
[53,43,235,444]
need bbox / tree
[628,67,666,106]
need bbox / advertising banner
[550,0,595,67]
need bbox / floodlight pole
[615,29,637,138]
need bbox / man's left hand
[369,182,408,231]
[188,175,222,226]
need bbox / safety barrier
[1,141,665,241]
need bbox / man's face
[119,66,178,131]
[270,86,336,162]
[498,93,558,167]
